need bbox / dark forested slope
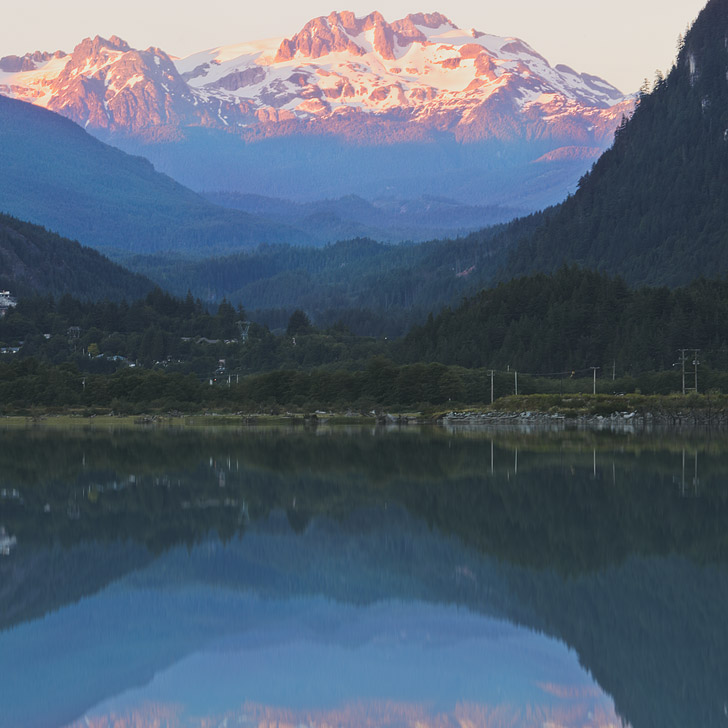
[0,213,153,300]
[506,0,728,286]
[128,213,544,337]
[401,266,728,374]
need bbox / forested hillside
[505,0,728,285]
[0,213,153,300]
[0,288,386,377]
[401,267,728,374]
[6,269,728,413]
[129,214,543,337]
[0,96,309,254]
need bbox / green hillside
[400,266,728,374]
[0,96,310,255]
[506,0,728,285]
[128,214,543,337]
[0,213,153,300]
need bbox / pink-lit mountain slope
[0,12,630,142]
[0,12,634,209]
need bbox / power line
[504,366,599,379]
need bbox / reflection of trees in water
[2,427,728,572]
[504,556,728,728]
[3,427,728,728]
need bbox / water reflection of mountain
[1,426,727,728]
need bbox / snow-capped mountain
[0,36,204,133]
[0,12,635,212]
[0,11,631,144]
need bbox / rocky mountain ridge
[0,11,632,147]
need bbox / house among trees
[0,291,17,318]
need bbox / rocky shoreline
[441,409,728,429]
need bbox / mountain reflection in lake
[1,423,727,728]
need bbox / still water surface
[1,423,727,728]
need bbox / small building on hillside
[0,291,17,318]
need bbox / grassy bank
[3,392,728,428]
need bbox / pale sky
[3,0,707,93]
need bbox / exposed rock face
[0,11,632,147]
[0,35,257,133]
[40,36,202,132]
[274,11,454,62]
[0,50,65,73]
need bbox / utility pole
[693,349,700,394]
[678,349,699,394]
[590,367,599,395]
[514,370,518,396]
[678,349,688,394]
[612,360,616,381]
[488,370,495,404]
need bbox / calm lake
[1,422,727,728]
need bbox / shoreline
[3,407,728,431]
[441,409,728,429]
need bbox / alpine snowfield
[0,11,631,143]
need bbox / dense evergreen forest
[0,288,386,378]
[5,269,728,411]
[127,214,542,337]
[401,266,728,374]
[505,0,728,285]
[0,213,153,301]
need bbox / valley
[0,2,726,403]
[1,5,727,728]
[0,11,632,229]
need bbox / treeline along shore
[3,268,728,418]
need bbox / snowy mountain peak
[274,11,457,62]
[0,11,632,145]
[73,34,131,57]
